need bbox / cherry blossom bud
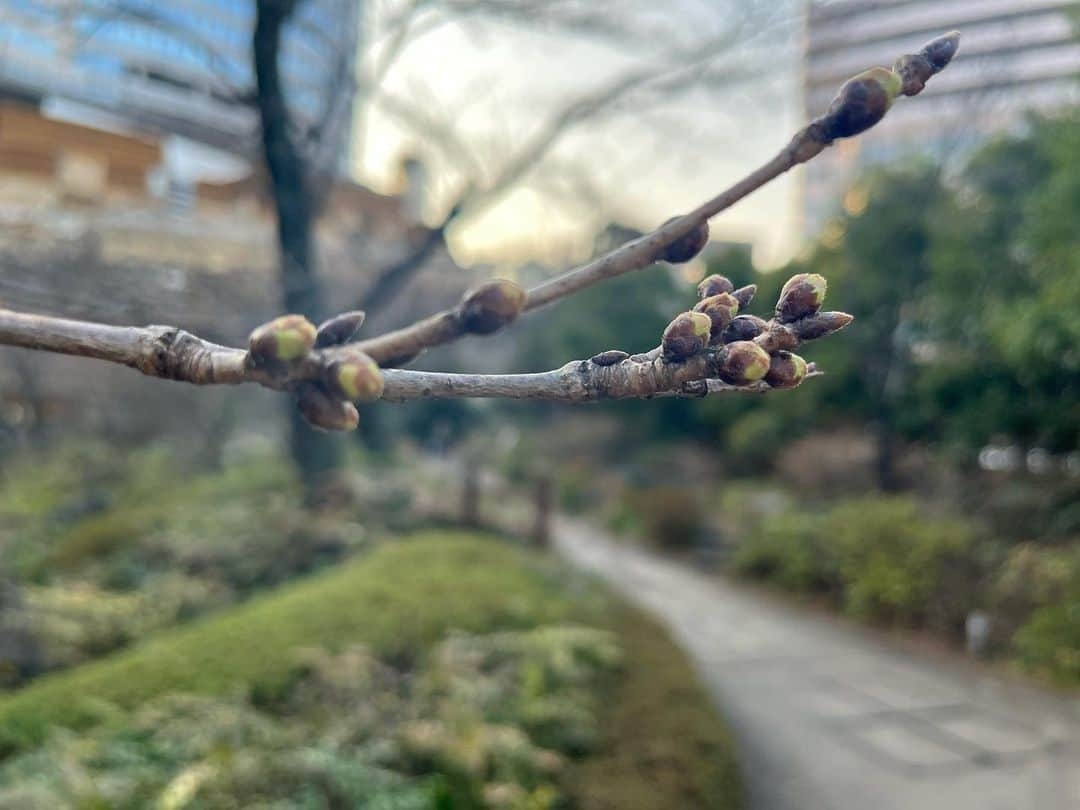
[765,351,808,389]
[248,315,317,363]
[460,279,526,334]
[315,311,366,348]
[661,218,710,263]
[297,385,359,432]
[821,67,902,140]
[662,311,711,361]
[755,322,800,354]
[324,350,384,402]
[894,32,960,96]
[697,274,734,299]
[732,284,757,311]
[722,314,768,344]
[718,341,771,385]
[693,293,740,344]
[793,311,854,341]
[775,273,827,323]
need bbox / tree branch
[0,32,957,432]
[353,31,959,367]
[0,307,816,405]
[359,19,772,320]
[378,364,820,403]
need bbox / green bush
[1013,602,1080,686]
[732,513,833,593]
[821,497,980,628]
[1001,545,1080,684]
[731,496,983,632]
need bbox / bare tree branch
[378,364,824,403]
[352,32,959,366]
[354,5,781,314]
[0,307,820,404]
[0,32,958,433]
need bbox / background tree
[254,0,345,490]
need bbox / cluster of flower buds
[246,310,384,431]
[656,268,852,390]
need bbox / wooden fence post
[532,474,552,549]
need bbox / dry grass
[571,602,743,810]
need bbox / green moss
[41,509,154,573]
[0,532,746,809]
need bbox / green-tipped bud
[697,274,734,299]
[248,315,317,363]
[325,349,384,402]
[662,311,711,361]
[793,311,854,340]
[693,293,740,344]
[732,284,757,311]
[661,218,710,263]
[315,310,366,348]
[893,32,960,97]
[765,351,808,389]
[718,341,771,385]
[296,385,360,432]
[460,279,526,334]
[722,314,768,344]
[821,66,901,141]
[776,273,827,323]
[590,350,629,367]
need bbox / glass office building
[801,0,1080,235]
[0,0,360,167]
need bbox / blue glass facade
[0,0,360,162]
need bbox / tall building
[801,0,1080,236]
[0,0,361,171]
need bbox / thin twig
[378,367,823,402]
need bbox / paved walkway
[554,519,1080,810]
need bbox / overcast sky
[352,0,805,270]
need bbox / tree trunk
[253,0,342,493]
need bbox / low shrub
[998,544,1080,684]
[0,534,741,808]
[1013,602,1080,686]
[0,534,599,754]
[990,544,1076,646]
[732,513,832,592]
[731,496,983,632]
[821,497,980,628]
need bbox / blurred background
[0,1,1077,808]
